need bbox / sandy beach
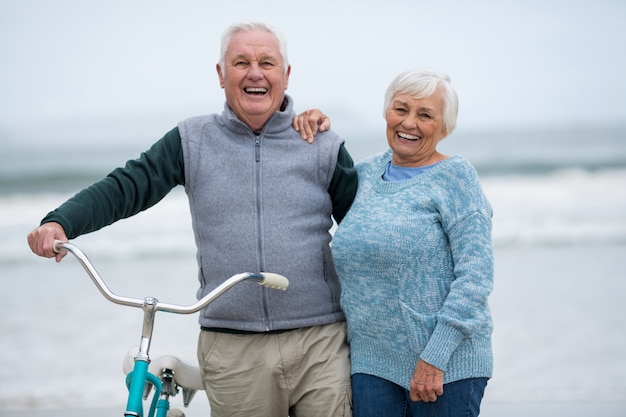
[2,243,625,416]
[3,401,626,416]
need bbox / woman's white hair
[383,69,459,135]
[219,20,289,76]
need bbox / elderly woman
[303,69,494,417]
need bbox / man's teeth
[397,132,420,141]
[245,87,268,94]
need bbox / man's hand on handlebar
[27,222,68,262]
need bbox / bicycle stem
[137,296,158,362]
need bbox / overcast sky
[1,0,625,144]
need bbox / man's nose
[247,63,263,79]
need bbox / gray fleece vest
[178,97,345,332]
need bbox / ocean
[1,123,625,415]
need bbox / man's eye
[260,61,275,68]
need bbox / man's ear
[284,65,291,90]
[216,63,225,88]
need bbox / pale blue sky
[1,0,625,143]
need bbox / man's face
[217,30,290,132]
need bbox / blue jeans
[352,373,488,417]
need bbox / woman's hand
[410,359,444,402]
[292,108,331,143]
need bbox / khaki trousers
[197,321,352,417]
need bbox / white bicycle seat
[122,346,204,391]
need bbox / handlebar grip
[259,273,289,291]
[53,239,67,254]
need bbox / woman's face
[385,91,448,167]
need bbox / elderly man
[28,21,356,417]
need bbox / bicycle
[52,240,289,417]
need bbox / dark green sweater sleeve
[329,143,358,224]
[41,127,185,239]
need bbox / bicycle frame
[53,240,288,417]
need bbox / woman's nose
[401,115,418,129]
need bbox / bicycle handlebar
[53,240,289,314]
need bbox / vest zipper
[254,134,270,330]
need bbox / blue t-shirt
[383,161,442,181]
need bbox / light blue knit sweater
[332,150,494,389]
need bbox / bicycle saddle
[122,346,204,391]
